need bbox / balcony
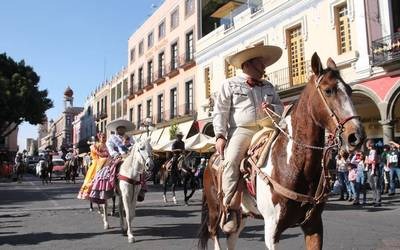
[95,111,107,121]
[266,60,311,92]
[166,61,180,78]
[371,32,400,67]
[154,104,196,125]
[144,74,154,90]
[135,84,144,96]
[178,52,196,71]
[128,87,136,100]
[154,68,166,85]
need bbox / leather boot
[222,210,237,233]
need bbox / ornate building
[39,87,83,151]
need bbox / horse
[14,161,24,182]
[198,53,365,250]
[38,159,49,185]
[178,152,197,205]
[100,138,154,243]
[160,151,196,205]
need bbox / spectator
[336,150,350,200]
[387,141,400,196]
[195,158,206,189]
[365,139,381,207]
[348,161,357,202]
[351,152,366,205]
[380,144,391,194]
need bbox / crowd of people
[334,139,400,207]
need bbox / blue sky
[0,0,163,150]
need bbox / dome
[64,86,73,97]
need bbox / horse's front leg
[118,195,127,235]
[301,213,323,250]
[102,201,109,230]
[121,182,136,243]
[226,217,246,250]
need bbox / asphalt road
[1,175,400,250]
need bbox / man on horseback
[163,131,185,204]
[213,45,284,233]
[106,119,134,158]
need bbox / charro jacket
[213,74,284,139]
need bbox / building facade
[196,0,400,143]
[126,0,199,146]
[0,126,18,162]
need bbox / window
[123,100,127,116]
[116,102,122,118]
[186,31,194,61]
[225,61,236,78]
[158,51,165,77]
[138,67,144,89]
[158,21,166,39]
[147,60,153,84]
[129,73,135,93]
[96,101,100,115]
[171,42,178,70]
[170,88,177,119]
[148,31,154,49]
[139,40,144,56]
[335,3,352,54]
[185,0,194,17]
[137,104,142,125]
[117,83,122,99]
[157,94,164,122]
[111,105,116,120]
[130,48,135,64]
[171,8,179,30]
[185,80,193,114]
[123,79,128,96]
[204,67,211,98]
[129,108,133,122]
[111,87,116,103]
[103,96,107,114]
[146,99,153,118]
[287,25,306,85]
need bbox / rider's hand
[261,101,274,111]
[216,137,227,160]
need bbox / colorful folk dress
[77,143,109,200]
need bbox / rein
[118,145,150,186]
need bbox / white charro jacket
[213,74,284,139]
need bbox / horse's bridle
[314,73,360,148]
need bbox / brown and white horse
[198,53,365,250]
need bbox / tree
[169,123,178,140]
[0,53,53,137]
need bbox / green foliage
[169,123,178,140]
[0,53,53,137]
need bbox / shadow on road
[0,230,120,246]
[0,213,30,218]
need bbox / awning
[185,133,216,153]
[153,120,195,152]
[149,128,164,146]
[133,132,147,142]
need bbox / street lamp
[141,117,154,136]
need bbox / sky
[0,0,163,151]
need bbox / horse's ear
[311,52,323,76]
[326,57,337,70]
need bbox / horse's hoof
[89,208,93,212]
[128,237,135,243]
[104,224,109,230]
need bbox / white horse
[100,138,154,243]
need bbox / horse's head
[309,52,365,152]
[131,137,155,173]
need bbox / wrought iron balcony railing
[371,32,400,66]
[266,60,311,91]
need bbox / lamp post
[141,117,154,136]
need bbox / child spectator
[348,161,357,202]
[387,141,400,196]
[351,152,366,205]
[336,150,350,200]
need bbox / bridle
[265,71,359,151]
[314,73,360,149]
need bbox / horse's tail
[198,191,210,250]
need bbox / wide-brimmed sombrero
[106,119,134,132]
[227,45,282,68]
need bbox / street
[1,175,400,250]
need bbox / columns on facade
[353,0,371,78]
[379,119,395,144]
